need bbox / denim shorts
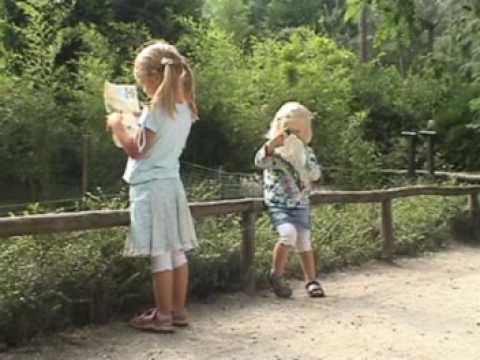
[268,206,311,230]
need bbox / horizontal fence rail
[380,169,480,182]
[324,167,480,183]
[0,198,265,238]
[1,185,480,293]
[310,185,480,203]
[2,186,479,238]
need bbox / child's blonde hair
[134,40,198,119]
[266,102,313,144]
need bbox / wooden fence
[379,168,480,182]
[1,185,480,294]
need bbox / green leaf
[469,97,480,112]
[344,0,365,21]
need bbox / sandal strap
[269,273,292,298]
[305,280,321,289]
[306,280,325,297]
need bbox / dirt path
[3,243,480,360]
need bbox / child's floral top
[255,145,321,209]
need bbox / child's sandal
[129,308,175,333]
[269,272,293,298]
[172,309,189,327]
[305,280,325,298]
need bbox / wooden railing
[379,168,480,182]
[1,185,480,294]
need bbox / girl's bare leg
[153,270,173,314]
[173,262,189,313]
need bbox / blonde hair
[266,102,313,144]
[134,40,198,120]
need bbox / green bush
[393,196,465,254]
[180,24,377,180]
[350,63,443,169]
[434,82,480,170]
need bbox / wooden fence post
[240,210,257,295]
[381,199,394,260]
[469,192,479,228]
[419,130,437,176]
[401,131,417,178]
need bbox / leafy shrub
[434,82,480,170]
[350,63,443,170]
[180,24,377,181]
[393,195,465,254]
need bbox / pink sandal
[129,308,175,333]
[172,309,189,327]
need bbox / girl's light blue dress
[123,103,198,257]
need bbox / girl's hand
[265,133,285,155]
[298,180,305,191]
[106,112,123,131]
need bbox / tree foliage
[1,0,480,200]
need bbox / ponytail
[181,61,199,121]
[151,60,177,116]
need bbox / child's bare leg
[270,242,292,298]
[272,223,297,275]
[270,223,297,298]
[151,253,176,315]
[173,261,189,313]
[272,242,290,276]
[296,227,325,297]
[129,264,174,332]
[152,269,173,314]
[296,227,316,281]
[172,260,189,326]
[169,251,190,326]
[298,250,316,282]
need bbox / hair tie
[161,57,175,65]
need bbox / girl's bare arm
[106,113,155,159]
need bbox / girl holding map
[106,41,198,333]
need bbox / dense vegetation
[1,0,480,202]
[1,0,480,345]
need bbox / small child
[255,102,325,298]
[106,41,198,332]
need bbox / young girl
[255,101,325,299]
[106,41,198,332]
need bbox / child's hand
[265,133,285,155]
[298,180,304,191]
[106,113,123,131]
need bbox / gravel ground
[3,242,480,360]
